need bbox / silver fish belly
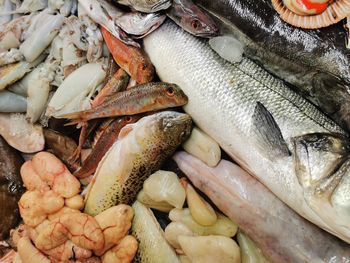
[144,21,350,243]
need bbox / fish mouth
[151,0,172,12]
[195,25,220,38]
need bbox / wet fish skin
[61,82,188,123]
[173,151,350,263]
[74,115,143,178]
[0,136,24,240]
[167,0,219,37]
[193,0,350,131]
[144,21,350,243]
[101,26,154,84]
[84,111,192,216]
[116,0,172,13]
[43,129,81,173]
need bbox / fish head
[148,111,192,150]
[156,83,189,107]
[134,58,155,84]
[292,133,350,225]
[169,0,219,37]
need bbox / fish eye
[125,116,132,122]
[166,87,175,96]
[191,19,201,29]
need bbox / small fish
[78,0,139,47]
[84,111,192,215]
[43,129,81,173]
[0,135,24,240]
[116,0,172,13]
[74,115,143,178]
[167,0,219,37]
[60,82,188,123]
[101,26,154,84]
[116,12,166,38]
[173,151,350,262]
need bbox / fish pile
[1,0,350,262]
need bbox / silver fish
[144,21,350,243]
[173,151,350,263]
[116,0,172,13]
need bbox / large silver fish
[144,21,350,243]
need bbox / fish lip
[194,25,220,38]
[151,0,172,12]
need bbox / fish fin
[64,119,84,126]
[252,102,290,159]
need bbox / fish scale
[144,21,350,243]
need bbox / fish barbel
[144,21,350,243]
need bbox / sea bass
[193,0,350,131]
[144,21,350,243]
[84,111,192,216]
[173,151,350,263]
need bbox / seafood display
[143,20,350,243]
[1,0,350,262]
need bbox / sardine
[60,82,188,123]
[193,0,350,131]
[144,21,350,243]
[166,0,219,37]
[116,0,172,13]
[0,135,24,240]
[173,151,350,263]
[74,115,143,178]
[84,111,192,216]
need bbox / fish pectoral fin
[252,102,290,159]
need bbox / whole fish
[0,136,24,240]
[166,0,219,37]
[60,82,188,123]
[101,26,155,84]
[116,0,172,13]
[173,151,350,263]
[84,111,192,215]
[193,0,350,131]
[74,115,143,178]
[144,21,350,243]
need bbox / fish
[0,90,26,113]
[173,151,350,263]
[144,21,350,243]
[0,135,25,240]
[43,129,81,173]
[192,0,350,131]
[132,201,181,263]
[84,111,192,216]
[101,26,155,84]
[74,115,143,178]
[166,0,219,37]
[116,0,172,13]
[60,82,188,123]
[116,12,166,38]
